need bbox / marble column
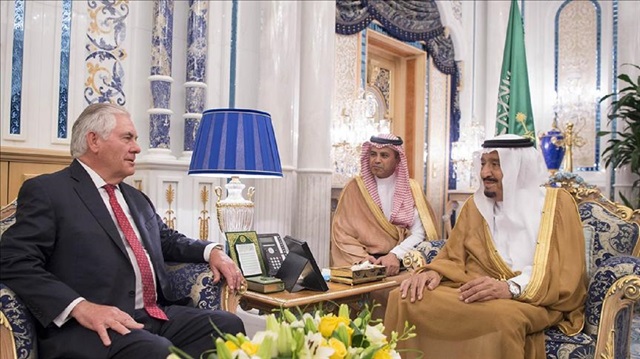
[148,0,174,160]
[294,1,335,268]
[181,0,209,159]
[253,1,300,239]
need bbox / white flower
[299,332,334,359]
[365,324,388,346]
[251,330,279,357]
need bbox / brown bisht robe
[331,176,440,267]
[384,188,587,359]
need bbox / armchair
[0,199,241,359]
[403,173,640,359]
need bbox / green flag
[495,0,535,142]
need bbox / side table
[239,280,398,313]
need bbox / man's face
[369,147,399,179]
[90,114,141,184]
[480,151,504,201]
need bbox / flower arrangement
[168,304,419,359]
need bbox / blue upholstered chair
[403,173,640,359]
[0,199,241,359]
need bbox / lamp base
[214,176,255,233]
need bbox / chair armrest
[584,255,640,359]
[402,240,447,270]
[165,262,240,313]
[0,283,37,359]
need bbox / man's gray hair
[70,103,130,158]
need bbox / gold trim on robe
[384,188,587,358]
[331,176,440,267]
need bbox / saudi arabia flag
[495,0,536,143]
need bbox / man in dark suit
[0,103,246,358]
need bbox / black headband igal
[370,136,403,146]
[482,138,534,148]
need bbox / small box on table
[329,265,386,285]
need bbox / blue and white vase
[539,127,565,174]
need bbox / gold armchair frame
[550,175,640,359]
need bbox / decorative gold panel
[557,1,598,169]
[162,183,177,230]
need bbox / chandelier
[331,88,390,186]
[451,121,485,190]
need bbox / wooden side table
[239,280,398,313]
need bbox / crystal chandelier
[331,88,390,186]
[451,121,485,190]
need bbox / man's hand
[371,253,401,276]
[208,248,244,292]
[458,276,511,303]
[70,300,143,346]
[399,270,441,302]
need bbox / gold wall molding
[0,147,71,164]
[199,185,211,240]
[163,183,176,229]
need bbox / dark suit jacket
[0,160,211,357]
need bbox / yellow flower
[319,315,351,338]
[240,341,259,356]
[328,337,347,359]
[373,347,393,359]
[224,340,239,352]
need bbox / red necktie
[103,184,168,320]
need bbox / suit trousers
[41,305,245,359]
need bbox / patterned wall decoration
[332,34,360,186]
[57,0,73,139]
[368,65,391,119]
[183,0,209,152]
[9,0,26,135]
[425,57,450,235]
[608,0,618,198]
[84,0,129,105]
[555,0,601,171]
[229,0,238,108]
[452,1,462,23]
[149,0,174,150]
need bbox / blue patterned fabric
[544,327,594,359]
[580,202,640,272]
[0,284,37,359]
[413,239,446,264]
[336,0,444,40]
[631,313,640,358]
[584,256,640,336]
[335,0,456,75]
[0,264,223,359]
[165,262,222,310]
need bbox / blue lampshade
[189,108,283,178]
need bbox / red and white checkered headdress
[360,133,415,228]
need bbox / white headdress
[473,134,549,245]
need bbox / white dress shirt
[375,173,426,259]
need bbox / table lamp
[188,108,283,233]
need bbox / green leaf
[598,63,640,200]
